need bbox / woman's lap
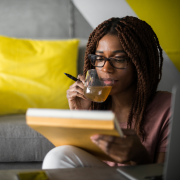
[42,145,108,169]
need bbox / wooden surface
[0,167,129,180]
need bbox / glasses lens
[110,58,128,68]
[95,56,105,67]
[90,55,105,67]
[89,54,129,69]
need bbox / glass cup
[83,69,114,102]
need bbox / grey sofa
[0,0,92,170]
[0,39,87,170]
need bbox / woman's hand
[90,129,152,165]
[67,74,91,110]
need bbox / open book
[26,108,123,161]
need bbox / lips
[100,78,115,85]
[104,80,113,85]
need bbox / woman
[42,16,171,169]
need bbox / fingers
[68,83,84,96]
[91,136,129,163]
[90,129,136,142]
[90,131,144,164]
[91,134,125,145]
[67,74,87,100]
[67,90,87,100]
[77,74,85,85]
[90,134,124,155]
[90,129,137,146]
[71,79,84,90]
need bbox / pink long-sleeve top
[106,91,171,166]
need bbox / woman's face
[95,34,136,95]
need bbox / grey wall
[73,4,93,39]
[0,0,93,39]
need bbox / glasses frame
[88,54,131,69]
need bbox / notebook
[26,109,123,161]
[117,83,180,180]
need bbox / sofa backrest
[77,39,87,75]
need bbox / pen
[64,73,81,82]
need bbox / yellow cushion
[0,35,79,115]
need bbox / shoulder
[146,91,171,113]
[154,91,172,101]
[145,91,171,124]
[153,91,171,101]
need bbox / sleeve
[156,107,171,152]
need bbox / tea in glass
[83,69,114,102]
[84,86,112,102]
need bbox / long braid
[116,19,150,137]
[83,16,163,141]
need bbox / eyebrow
[95,50,126,54]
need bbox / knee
[42,145,79,169]
[45,145,76,159]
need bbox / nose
[101,60,114,73]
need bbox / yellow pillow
[0,35,79,115]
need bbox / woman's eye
[114,58,125,62]
[96,56,104,60]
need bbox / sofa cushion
[0,38,88,163]
[0,36,79,116]
[0,114,54,162]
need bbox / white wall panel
[72,0,137,29]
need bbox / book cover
[26,108,123,161]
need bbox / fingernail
[91,139,98,144]
[90,134,99,140]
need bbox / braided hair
[83,16,163,141]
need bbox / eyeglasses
[88,54,130,69]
